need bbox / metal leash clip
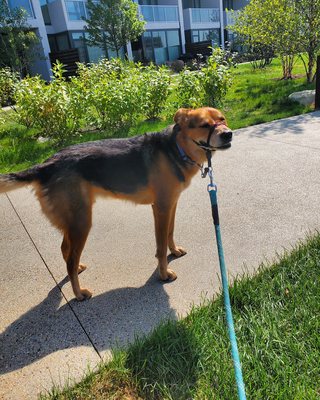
[201,165,209,179]
[207,167,217,192]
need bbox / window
[191,29,220,46]
[65,0,87,20]
[48,33,70,52]
[40,0,51,25]
[139,0,158,4]
[223,0,233,10]
[84,33,106,63]
[153,31,167,64]
[166,30,180,61]
[142,30,181,64]
[71,32,87,62]
[48,36,58,52]
[70,32,123,63]
[8,0,34,17]
[56,34,70,51]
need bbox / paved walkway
[1,112,320,399]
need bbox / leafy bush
[185,54,206,71]
[201,47,235,107]
[175,69,204,109]
[12,52,234,140]
[14,62,85,142]
[234,39,274,69]
[0,68,18,107]
[170,59,185,73]
[176,48,235,109]
[141,64,171,120]
[75,59,145,131]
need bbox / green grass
[0,111,169,173]
[0,57,315,173]
[42,233,320,400]
[224,57,314,129]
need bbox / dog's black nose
[221,130,233,141]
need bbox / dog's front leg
[168,202,187,257]
[152,203,177,281]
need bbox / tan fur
[0,176,26,194]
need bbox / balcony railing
[139,5,179,23]
[65,0,88,21]
[190,8,220,24]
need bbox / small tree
[231,0,300,80]
[0,0,40,76]
[84,0,145,58]
[295,0,320,83]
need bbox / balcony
[190,8,220,24]
[183,8,220,30]
[139,5,179,23]
[65,0,88,21]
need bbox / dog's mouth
[213,141,232,150]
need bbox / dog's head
[174,107,232,151]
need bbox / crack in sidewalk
[249,134,320,151]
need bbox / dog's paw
[170,246,187,257]
[160,268,177,282]
[76,288,92,301]
[78,263,87,274]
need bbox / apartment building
[6,0,249,79]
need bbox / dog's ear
[174,108,190,126]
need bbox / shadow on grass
[125,319,200,399]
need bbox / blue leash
[205,166,247,400]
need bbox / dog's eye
[200,123,211,129]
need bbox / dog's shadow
[0,259,179,375]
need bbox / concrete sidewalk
[1,111,320,399]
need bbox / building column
[219,0,225,49]
[177,0,186,54]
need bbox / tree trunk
[307,50,315,84]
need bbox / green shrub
[201,47,235,107]
[175,69,204,109]
[175,48,235,109]
[15,55,237,139]
[141,64,171,120]
[14,62,84,142]
[170,59,185,73]
[0,68,18,107]
[75,60,145,131]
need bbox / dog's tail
[0,168,38,194]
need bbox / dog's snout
[221,130,233,141]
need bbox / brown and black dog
[0,107,232,301]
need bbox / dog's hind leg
[168,201,187,258]
[152,203,177,282]
[36,179,93,300]
[64,216,92,301]
[61,234,87,274]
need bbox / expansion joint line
[251,134,320,151]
